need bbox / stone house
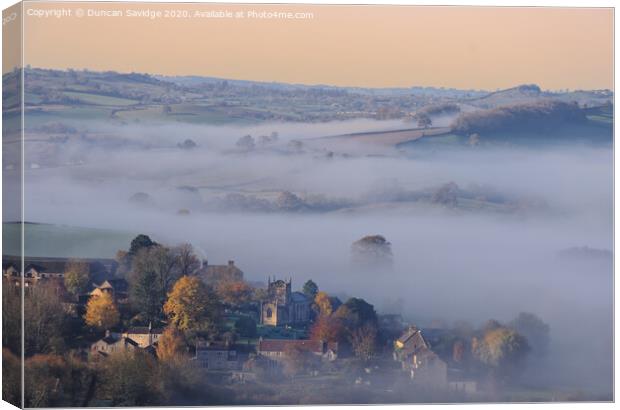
[122,324,163,348]
[193,340,252,371]
[90,331,140,359]
[199,260,244,284]
[394,326,448,388]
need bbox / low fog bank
[21,120,613,396]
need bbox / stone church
[260,277,310,326]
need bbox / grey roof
[291,291,309,303]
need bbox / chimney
[228,260,234,267]
[105,329,110,338]
[204,259,208,267]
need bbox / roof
[258,339,338,354]
[291,292,309,303]
[93,278,128,292]
[125,327,164,335]
[199,261,244,283]
[397,327,429,356]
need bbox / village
[2,233,544,406]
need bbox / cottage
[90,331,140,358]
[260,277,310,326]
[394,326,448,388]
[122,324,163,348]
[88,278,129,302]
[194,340,252,371]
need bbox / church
[260,277,311,326]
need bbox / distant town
[3,232,554,406]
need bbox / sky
[7,3,615,90]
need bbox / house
[193,340,252,371]
[394,326,448,388]
[122,324,163,348]
[260,277,310,326]
[90,331,140,359]
[88,278,129,302]
[257,339,338,362]
[198,260,244,284]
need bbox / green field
[63,91,139,106]
[3,222,136,259]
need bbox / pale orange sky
[14,3,615,90]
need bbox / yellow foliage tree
[163,276,220,333]
[84,292,120,330]
[156,327,187,363]
[314,291,333,316]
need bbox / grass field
[63,91,139,107]
[3,222,136,259]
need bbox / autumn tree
[84,292,120,331]
[63,259,91,297]
[314,291,334,316]
[473,326,530,382]
[163,276,221,335]
[310,315,345,343]
[156,327,187,363]
[215,280,252,307]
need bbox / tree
[24,283,67,356]
[314,291,334,317]
[173,243,200,277]
[310,315,345,343]
[349,323,378,362]
[473,326,530,382]
[236,135,255,151]
[215,280,252,307]
[282,344,320,378]
[3,348,21,407]
[509,312,550,357]
[334,297,378,332]
[302,280,319,300]
[130,245,182,312]
[3,281,22,355]
[156,327,187,363]
[129,234,156,256]
[163,276,221,334]
[24,354,69,407]
[63,259,91,297]
[416,112,432,128]
[84,292,120,331]
[234,316,257,338]
[350,235,393,270]
[131,269,161,323]
[99,350,160,406]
